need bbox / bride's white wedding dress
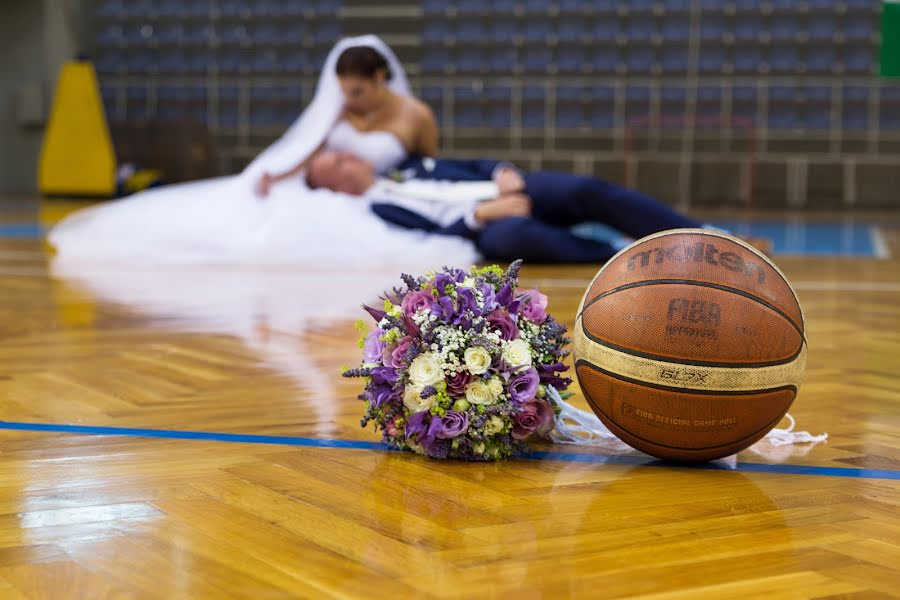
[48,36,479,269]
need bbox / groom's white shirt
[365,178,500,231]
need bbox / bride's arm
[412,103,440,157]
[256,142,325,197]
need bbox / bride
[48,35,480,267]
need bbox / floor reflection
[51,261,402,434]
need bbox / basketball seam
[579,278,805,339]
[574,359,799,395]
[578,323,806,369]
[584,391,792,455]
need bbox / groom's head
[307,151,375,195]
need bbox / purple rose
[518,289,548,324]
[364,329,386,363]
[486,309,519,341]
[446,371,473,397]
[511,399,555,440]
[538,362,572,389]
[370,366,398,386]
[508,367,539,403]
[402,290,433,317]
[479,283,498,312]
[384,336,415,369]
[369,383,400,408]
[405,410,430,441]
[437,411,469,439]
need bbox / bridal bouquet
[343,261,572,461]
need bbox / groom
[306,151,706,263]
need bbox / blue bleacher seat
[157,49,188,74]
[421,48,451,73]
[844,16,875,40]
[189,24,216,45]
[522,86,546,128]
[662,17,690,41]
[491,20,519,42]
[523,0,551,13]
[592,46,619,71]
[457,47,484,73]
[878,90,900,128]
[278,22,304,45]
[490,0,518,14]
[768,45,799,73]
[523,47,553,72]
[423,21,451,43]
[489,47,518,72]
[454,87,483,128]
[809,15,837,41]
[458,0,484,14]
[96,25,124,45]
[590,105,615,129]
[770,17,798,41]
[423,0,445,15]
[733,46,763,73]
[806,45,837,73]
[731,86,757,122]
[734,17,762,41]
[696,85,722,116]
[768,108,797,130]
[127,50,154,73]
[844,46,873,74]
[557,45,587,73]
[626,18,655,41]
[700,16,724,40]
[625,85,651,121]
[191,0,214,17]
[253,48,279,73]
[805,86,832,129]
[219,24,247,45]
[734,0,758,9]
[592,0,616,11]
[661,47,689,73]
[663,0,690,10]
[700,0,728,9]
[558,18,587,41]
[558,0,584,13]
[189,50,212,74]
[842,103,869,131]
[630,0,655,11]
[95,0,124,18]
[313,21,340,45]
[625,47,654,73]
[661,86,687,117]
[524,19,551,42]
[457,20,486,43]
[250,22,279,44]
[593,19,618,40]
[217,49,242,74]
[316,0,341,14]
[698,46,726,72]
[486,85,512,128]
[807,0,838,8]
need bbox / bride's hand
[256,172,274,198]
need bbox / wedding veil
[242,34,411,182]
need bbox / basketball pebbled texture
[573,228,807,462]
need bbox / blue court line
[0,224,44,238]
[2,420,899,481]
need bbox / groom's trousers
[475,172,701,263]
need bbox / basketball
[574,228,807,462]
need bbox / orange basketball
[573,228,806,462]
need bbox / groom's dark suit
[369,155,701,263]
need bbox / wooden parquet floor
[0,205,899,598]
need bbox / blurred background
[0,0,897,210]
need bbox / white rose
[487,377,504,398]
[502,339,533,368]
[472,441,486,455]
[464,346,492,375]
[465,380,496,405]
[408,352,444,387]
[403,386,435,413]
[484,416,504,435]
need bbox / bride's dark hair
[335,46,393,81]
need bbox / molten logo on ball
[626,242,767,284]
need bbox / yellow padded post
[38,60,116,197]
